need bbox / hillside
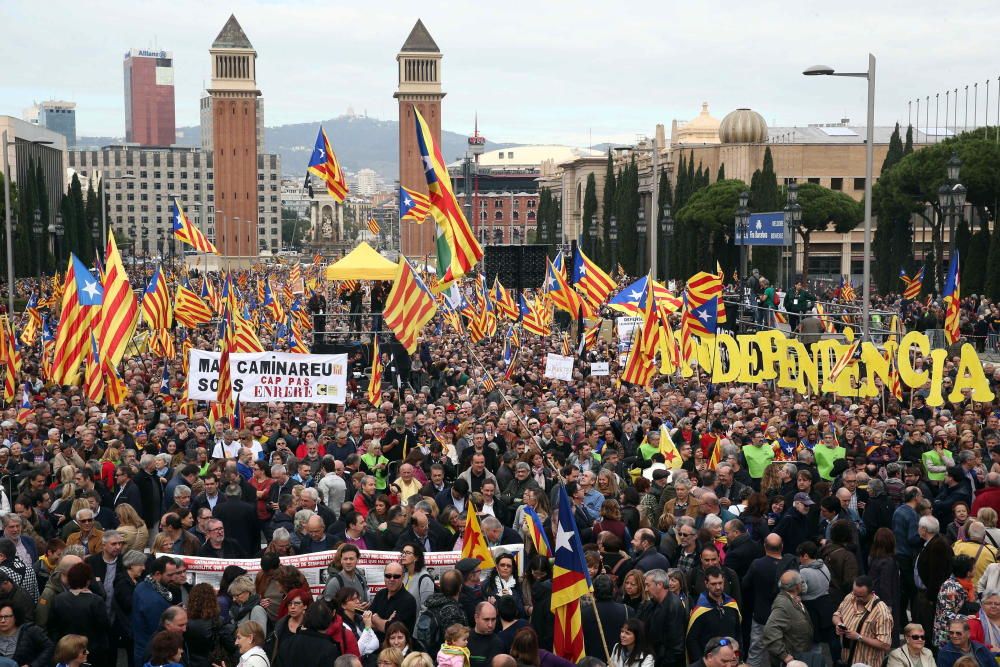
[80,114,517,180]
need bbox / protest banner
[187,349,348,404]
[170,545,524,596]
[544,353,574,381]
[615,316,643,342]
[590,362,610,376]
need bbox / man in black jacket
[724,519,763,580]
[741,534,798,667]
[197,519,245,558]
[134,454,163,531]
[467,601,503,667]
[213,485,259,556]
[580,575,628,660]
[112,466,143,514]
[638,569,685,666]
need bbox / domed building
[671,103,721,146]
[719,108,768,144]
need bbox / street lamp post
[637,204,647,276]
[53,214,64,267]
[804,53,876,340]
[609,215,619,274]
[661,204,673,281]
[32,209,42,285]
[735,191,751,282]
[588,214,598,258]
[938,151,966,262]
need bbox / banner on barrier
[187,349,348,404]
[170,545,524,596]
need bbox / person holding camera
[831,575,893,667]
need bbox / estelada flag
[460,507,496,569]
[307,126,348,202]
[551,486,592,663]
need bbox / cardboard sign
[544,353,574,381]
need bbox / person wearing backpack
[414,570,467,659]
[323,545,369,606]
[400,543,435,613]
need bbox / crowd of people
[0,261,998,667]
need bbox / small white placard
[544,354,574,381]
[590,362,610,376]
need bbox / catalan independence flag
[460,505,496,569]
[172,199,219,255]
[141,266,171,330]
[551,486,592,663]
[522,506,552,558]
[413,106,483,284]
[572,247,615,309]
[383,256,437,355]
[174,283,213,328]
[900,266,924,300]
[51,255,103,386]
[943,251,961,344]
[400,185,431,224]
[307,126,348,202]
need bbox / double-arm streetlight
[939,152,966,262]
[783,184,802,288]
[735,191,750,281]
[637,204,647,275]
[804,53,876,340]
[609,215,619,274]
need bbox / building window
[494,211,503,221]
[853,177,866,190]
[527,211,536,221]
[512,211,519,221]
[783,177,797,186]
[480,211,487,222]
[494,200,503,208]
[831,178,843,191]
[807,177,820,184]
[480,200,487,209]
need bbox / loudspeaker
[482,244,549,290]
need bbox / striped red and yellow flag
[367,218,381,235]
[175,284,213,328]
[97,231,138,367]
[367,337,383,407]
[307,126,349,202]
[84,334,105,403]
[171,199,219,254]
[215,310,236,419]
[51,256,103,386]
[3,320,20,404]
[829,339,861,382]
[141,266,171,330]
[382,256,437,355]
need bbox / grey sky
[3,0,1000,146]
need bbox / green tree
[581,172,599,261]
[954,218,971,279]
[601,150,616,271]
[985,228,1000,299]
[675,179,748,275]
[716,164,725,181]
[873,123,910,292]
[966,220,990,294]
[904,124,914,155]
[281,207,309,249]
[746,148,780,279]
[793,183,863,281]
[615,158,640,276]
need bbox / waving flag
[686,271,723,334]
[684,286,719,337]
[174,283,213,328]
[158,360,172,402]
[306,126,348,202]
[263,278,284,322]
[460,505,496,569]
[659,425,683,469]
[3,321,20,403]
[52,255,104,386]
[491,279,520,321]
[551,486,592,663]
[40,316,55,381]
[141,266,171,330]
[367,218,381,235]
[900,266,924,300]
[19,293,41,346]
[523,506,552,557]
[944,252,961,344]
[620,288,657,388]
[413,106,483,284]
[400,185,431,224]
[572,248,615,309]
[84,333,105,403]
[172,199,219,255]
[840,276,857,302]
[215,310,235,419]
[829,338,862,382]
[383,256,437,355]
[367,337,383,407]
[15,382,32,424]
[546,256,586,316]
[202,278,222,315]
[98,230,139,366]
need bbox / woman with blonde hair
[99,446,120,490]
[618,569,647,611]
[53,634,89,667]
[377,647,404,667]
[977,507,1000,548]
[400,652,434,667]
[115,503,149,552]
[760,462,784,497]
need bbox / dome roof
[719,108,768,144]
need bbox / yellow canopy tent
[324,242,398,281]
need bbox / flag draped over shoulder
[52,255,104,386]
[413,106,482,284]
[307,126,348,202]
[383,256,437,355]
[551,486,592,663]
[98,230,138,366]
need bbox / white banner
[544,353,574,381]
[187,350,348,404]
[615,316,643,342]
[590,362,610,376]
[169,545,524,596]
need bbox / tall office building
[124,48,176,146]
[356,168,377,196]
[200,15,261,258]
[395,19,444,257]
[23,101,77,146]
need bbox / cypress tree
[955,218,971,280]
[747,148,780,279]
[966,221,990,294]
[984,229,1000,299]
[581,173,598,262]
[535,188,548,247]
[717,164,725,181]
[656,169,672,280]
[904,125,914,155]
[601,151,616,271]
[880,123,904,175]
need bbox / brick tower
[395,19,445,257]
[205,15,260,259]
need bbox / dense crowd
[0,264,999,667]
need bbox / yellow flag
[460,507,496,569]
[658,425,683,470]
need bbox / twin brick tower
[202,16,445,259]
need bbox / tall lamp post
[609,215,618,275]
[588,214,598,258]
[939,151,966,263]
[32,209,42,285]
[637,204,647,276]
[735,191,750,281]
[804,53,876,340]
[660,204,673,281]
[783,188,802,289]
[53,213,64,267]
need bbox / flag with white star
[551,485,591,663]
[51,254,104,386]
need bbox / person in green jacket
[360,441,390,490]
[782,280,816,331]
[922,438,954,483]
[742,432,775,486]
[814,430,846,481]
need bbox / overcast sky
[3,0,1000,146]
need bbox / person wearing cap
[773,494,817,556]
[50,443,84,481]
[381,417,416,464]
[454,558,484,624]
